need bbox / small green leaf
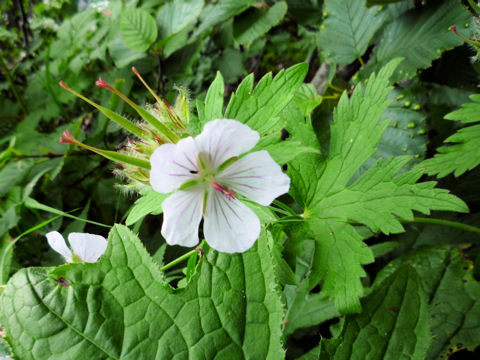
[203,71,224,123]
[318,0,386,65]
[125,189,168,226]
[157,0,204,39]
[194,0,255,37]
[120,9,158,52]
[361,1,473,82]
[420,94,480,178]
[233,2,287,46]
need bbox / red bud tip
[132,67,139,75]
[59,81,68,89]
[450,25,457,32]
[59,130,75,144]
[96,77,112,89]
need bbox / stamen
[211,182,236,200]
[132,67,164,105]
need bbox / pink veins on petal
[211,182,237,200]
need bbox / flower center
[211,181,236,200]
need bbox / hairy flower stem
[160,247,203,272]
[400,216,480,237]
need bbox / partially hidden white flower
[46,231,108,263]
[150,119,290,253]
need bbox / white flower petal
[218,150,290,206]
[150,137,200,194]
[161,187,205,247]
[203,190,260,253]
[46,231,72,260]
[68,233,108,263]
[195,119,260,169]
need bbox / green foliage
[125,189,168,226]
[120,9,158,52]
[318,0,386,65]
[233,2,287,46]
[157,0,204,40]
[288,59,467,314]
[320,266,431,359]
[421,94,480,177]
[225,62,308,134]
[374,247,480,358]
[0,225,284,359]
[361,1,473,82]
[1,0,480,358]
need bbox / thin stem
[0,55,28,114]
[400,217,480,237]
[357,56,365,67]
[322,94,340,100]
[160,248,201,272]
[328,83,345,93]
[12,151,92,159]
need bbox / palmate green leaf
[318,0,386,65]
[120,9,158,52]
[361,1,473,82]
[319,266,431,360]
[287,59,467,314]
[420,94,480,178]
[1,225,284,359]
[373,247,480,359]
[233,2,287,46]
[225,62,308,135]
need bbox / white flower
[46,231,108,263]
[150,119,290,253]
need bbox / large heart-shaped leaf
[1,225,284,359]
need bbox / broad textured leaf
[421,94,480,178]
[284,280,339,337]
[225,63,308,135]
[125,189,168,226]
[373,247,480,359]
[1,225,285,359]
[233,2,287,46]
[361,1,473,82]
[120,9,158,52]
[157,0,204,39]
[288,59,467,313]
[318,0,386,65]
[320,266,431,359]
